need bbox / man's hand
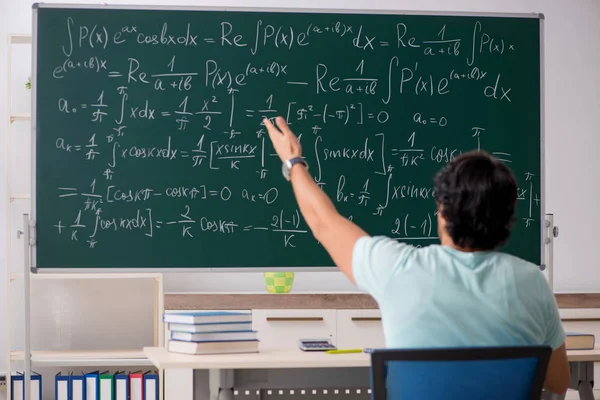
[263,117,302,162]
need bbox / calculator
[298,338,337,351]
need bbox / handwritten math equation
[37,10,542,256]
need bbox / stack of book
[164,311,259,355]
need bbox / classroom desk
[144,347,600,400]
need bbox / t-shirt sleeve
[538,273,565,350]
[352,236,415,301]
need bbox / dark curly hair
[433,150,517,250]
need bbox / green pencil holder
[264,272,295,294]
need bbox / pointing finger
[263,117,281,138]
[263,117,275,130]
[275,116,295,138]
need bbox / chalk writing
[34,7,542,267]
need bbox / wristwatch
[282,157,308,181]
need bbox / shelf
[11,350,153,367]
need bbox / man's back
[353,236,565,351]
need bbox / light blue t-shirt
[352,236,565,351]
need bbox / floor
[565,389,598,399]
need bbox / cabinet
[336,310,385,349]
[252,309,337,351]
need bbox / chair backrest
[369,346,552,400]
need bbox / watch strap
[286,157,306,168]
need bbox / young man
[263,116,570,395]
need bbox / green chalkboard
[32,4,544,271]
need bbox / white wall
[1,0,599,374]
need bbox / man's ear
[436,204,446,227]
[436,204,448,242]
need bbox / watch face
[281,158,308,181]
[281,163,291,181]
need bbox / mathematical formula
[35,9,542,264]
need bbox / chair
[369,346,552,400]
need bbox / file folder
[115,371,129,400]
[144,371,159,400]
[99,371,114,400]
[11,372,41,400]
[10,374,23,400]
[85,371,100,400]
[31,373,42,400]
[55,372,70,400]
[130,371,143,400]
[71,373,86,400]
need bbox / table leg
[214,388,234,400]
[570,361,595,400]
[258,388,268,400]
[209,369,235,400]
[577,381,595,400]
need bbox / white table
[145,347,369,370]
[144,347,600,400]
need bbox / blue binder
[84,371,100,400]
[114,371,129,400]
[70,372,86,400]
[10,374,23,400]
[12,372,42,400]
[55,372,70,400]
[31,373,42,400]
[143,371,159,400]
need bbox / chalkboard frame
[30,3,546,273]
